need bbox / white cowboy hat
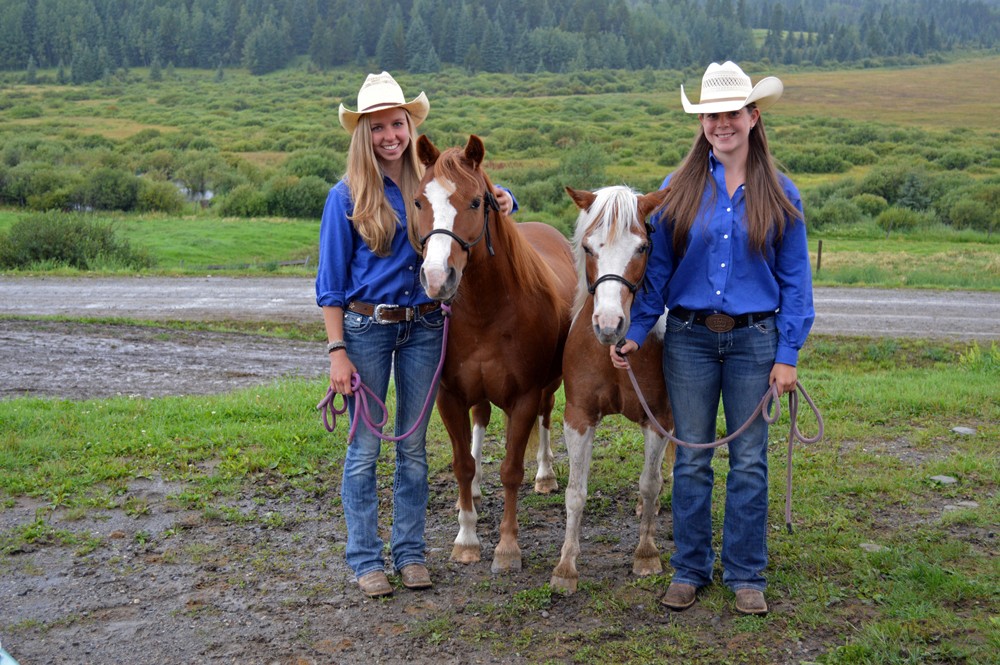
[681,61,783,114]
[338,71,430,133]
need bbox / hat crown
[699,62,753,102]
[356,71,407,113]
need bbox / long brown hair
[660,106,801,256]
[344,111,425,256]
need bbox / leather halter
[420,189,498,257]
[585,221,655,295]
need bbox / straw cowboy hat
[338,71,430,133]
[681,61,783,114]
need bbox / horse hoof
[534,476,559,494]
[550,574,578,594]
[450,545,481,564]
[490,553,522,573]
[632,556,663,577]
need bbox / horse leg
[438,393,481,564]
[491,402,536,573]
[469,400,490,510]
[633,425,670,576]
[533,390,559,493]
[551,414,595,594]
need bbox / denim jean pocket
[751,316,777,335]
[666,313,689,334]
[344,311,374,335]
[418,307,446,330]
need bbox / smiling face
[699,106,759,160]
[367,107,411,168]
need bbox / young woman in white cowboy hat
[612,61,815,616]
[316,71,516,598]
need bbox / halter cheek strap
[420,190,498,257]
[585,221,656,295]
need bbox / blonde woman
[316,72,513,598]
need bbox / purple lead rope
[318,303,451,443]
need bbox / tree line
[1,0,998,80]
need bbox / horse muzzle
[420,264,460,302]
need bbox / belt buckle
[705,313,735,332]
[373,303,401,324]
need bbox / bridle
[585,221,655,295]
[419,188,498,257]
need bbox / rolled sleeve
[773,194,815,366]
[316,183,355,308]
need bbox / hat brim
[339,92,430,133]
[681,76,783,114]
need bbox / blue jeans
[663,312,777,592]
[341,306,445,579]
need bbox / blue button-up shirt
[626,153,815,366]
[315,177,428,309]
[316,176,518,310]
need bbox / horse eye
[582,245,594,256]
[470,197,482,210]
[414,200,422,209]
[637,243,648,255]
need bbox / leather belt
[347,300,441,324]
[669,306,774,333]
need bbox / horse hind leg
[633,425,670,577]
[466,401,490,511]
[551,421,595,594]
[533,392,559,494]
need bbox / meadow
[1,55,999,663]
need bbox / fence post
[816,239,822,274]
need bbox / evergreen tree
[375,8,406,71]
[243,17,291,75]
[150,56,163,81]
[26,55,38,84]
[480,20,506,73]
[405,15,440,74]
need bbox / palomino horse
[550,185,676,594]
[415,135,576,572]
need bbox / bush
[78,167,140,211]
[284,150,341,183]
[851,193,888,217]
[810,197,864,230]
[264,175,329,218]
[0,212,154,270]
[949,199,994,236]
[137,178,185,213]
[216,184,268,217]
[875,206,927,237]
[778,148,850,174]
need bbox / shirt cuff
[775,345,799,367]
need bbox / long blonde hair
[660,106,801,256]
[345,111,425,256]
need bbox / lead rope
[621,356,824,533]
[317,303,452,443]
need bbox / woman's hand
[610,339,638,369]
[770,362,797,396]
[329,351,357,396]
[493,186,515,215]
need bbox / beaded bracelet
[326,340,347,354]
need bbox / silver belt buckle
[373,303,400,324]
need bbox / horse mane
[570,185,641,316]
[435,147,563,308]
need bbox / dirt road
[0,276,996,400]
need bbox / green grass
[1,337,996,662]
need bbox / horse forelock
[572,186,644,311]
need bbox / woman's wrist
[326,340,347,354]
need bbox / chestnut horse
[551,185,676,593]
[415,135,576,572]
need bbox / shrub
[778,149,850,174]
[216,184,268,217]
[137,178,185,213]
[0,212,153,270]
[851,193,888,217]
[876,206,924,237]
[78,167,140,211]
[284,150,341,183]
[810,197,864,230]
[264,175,328,218]
[949,199,995,236]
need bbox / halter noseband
[420,189,498,257]
[585,221,655,295]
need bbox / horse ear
[638,187,669,219]
[417,135,440,166]
[565,186,597,211]
[464,135,485,168]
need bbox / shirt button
[408,265,414,271]
[726,207,731,212]
[721,263,726,268]
[404,291,410,295]
[716,290,721,295]
[724,234,729,239]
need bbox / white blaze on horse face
[591,226,644,338]
[421,178,458,295]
